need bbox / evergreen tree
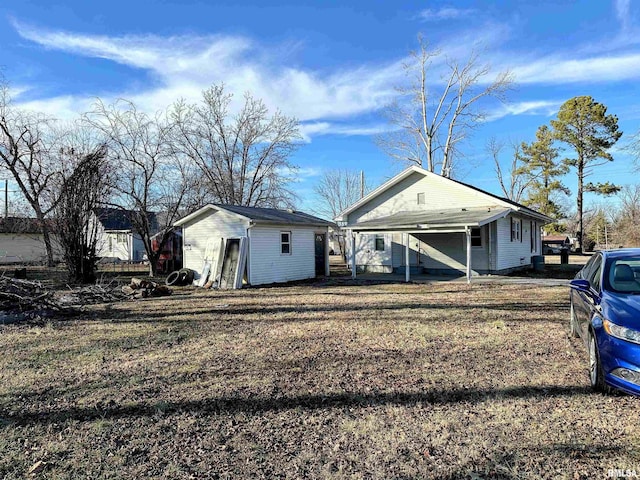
[550,96,622,251]
[517,125,569,233]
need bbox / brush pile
[0,275,172,324]
[0,276,69,321]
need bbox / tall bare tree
[84,99,199,276]
[171,84,301,208]
[377,37,512,177]
[0,78,61,266]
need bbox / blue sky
[1,0,639,216]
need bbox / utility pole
[360,171,364,199]
[4,179,7,219]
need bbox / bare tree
[377,36,512,177]
[84,99,199,277]
[54,146,110,283]
[171,84,301,208]
[0,78,61,266]
[488,137,533,202]
[313,169,368,220]
[612,185,640,247]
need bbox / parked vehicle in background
[569,249,640,396]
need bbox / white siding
[354,233,392,270]
[389,229,491,274]
[249,226,318,285]
[0,234,62,264]
[348,172,500,224]
[496,215,538,271]
[97,232,138,261]
[182,209,248,274]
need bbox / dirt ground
[0,279,638,479]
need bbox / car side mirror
[570,279,591,292]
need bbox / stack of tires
[165,268,195,286]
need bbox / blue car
[570,249,640,396]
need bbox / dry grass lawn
[1,280,638,479]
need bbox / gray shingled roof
[218,204,333,226]
[351,207,511,230]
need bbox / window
[375,234,385,251]
[588,255,603,292]
[117,233,127,244]
[108,237,113,251]
[281,231,291,254]
[470,227,482,247]
[417,192,425,205]
[511,218,521,242]
[530,221,535,252]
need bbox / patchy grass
[0,281,638,479]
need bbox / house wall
[347,172,497,224]
[495,215,541,271]
[0,233,62,264]
[181,209,248,275]
[249,225,320,285]
[97,232,139,261]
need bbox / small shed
[174,204,332,287]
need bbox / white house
[336,166,552,282]
[94,208,150,262]
[0,217,61,264]
[174,204,333,287]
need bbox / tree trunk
[577,159,584,253]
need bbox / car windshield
[604,257,640,294]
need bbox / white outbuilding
[174,204,332,288]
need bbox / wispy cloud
[418,7,475,21]
[508,51,640,84]
[484,100,562,121]
[11,20,403,132]
[615,0,631,32]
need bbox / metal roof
[93,208,159,233]
[347,206,511,231]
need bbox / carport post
[466,227,472,284]
[405,232,410,282]
[350,230,356,279]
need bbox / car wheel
[569,302,580,338]
[588,332,609,393]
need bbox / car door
[572,254,601,338]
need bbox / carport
[345,207,511,283]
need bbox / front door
[315,233,326,276]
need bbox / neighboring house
[94,208,155,262]
[542,234,571,254]
[174,204,333,287]
[336,166,552,281]
[0,217,61,264]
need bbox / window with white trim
[511,218,521,242]
[117,233,127,244]
[281,231,291,254]
[417,192,425,205]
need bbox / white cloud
[299,121,392,141]
[508,52,640,84]
[11,21,403,131]
[419,7,475,21]
[484,100,561,121]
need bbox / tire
[178,268,195,285]
[569,302,580,338]
[588,332,609,393]
[165,271,181,286]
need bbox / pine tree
[550,96,622,251]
